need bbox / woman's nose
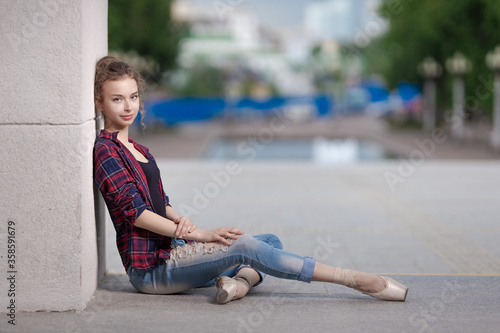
[124,99,131,111]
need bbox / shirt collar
[99,129,148,156]
[99,129,118,141]
[99,129,132,143]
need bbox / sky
[185,0,322,30]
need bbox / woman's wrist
[181,228,204,242]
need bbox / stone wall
[0,0,107,311]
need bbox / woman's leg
[195,233,281,288]
[312,262,408,301]
[128,234,315,295]
[215,267,261,304]
[215,234,279,303]
[129,234,407,301]
[312,262,385,293]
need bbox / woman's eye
[113,98,121,102]
[131,95,138,100]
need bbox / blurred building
[171,0,315,96]
[304,0,384,42]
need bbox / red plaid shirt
[93,130,172,270]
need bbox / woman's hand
[191,227,244,245]
[173,216,196,238]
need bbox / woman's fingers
[220,227,244,235]
[212,227,244,242]
[175,216,195,238]
[224,232,239,240]
[175,224,184,237]
[218,235,233,245]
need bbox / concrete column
[451,76,465,139]
[423,79,437,132]
[491,74,500,149]
[0,0,107,312]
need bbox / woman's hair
[94,55,147,128]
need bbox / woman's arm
[135,210,243,245]
[165,206,196,237]
[165,206,180,221]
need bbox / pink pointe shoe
[363,276,408,301]
[215,276,237,304]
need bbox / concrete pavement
[8,274,500,333]
[5,116,500,333]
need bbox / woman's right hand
[192,227,244,245]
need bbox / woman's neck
[105,126,129,144]
[117,130,129,144]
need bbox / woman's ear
[95,99,102,112]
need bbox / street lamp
[418,57,442,132]
[486,46,500,150]
[319,39,342,118]
[446,52,472,139]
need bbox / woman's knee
[230,234,283,253]
[254,233,283,250]
[267,234,283,250]
[228,234,263,254]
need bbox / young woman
[93,56,408,304]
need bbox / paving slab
[86,159,500,333]
[107,160,500,276]
[5,274,500,333]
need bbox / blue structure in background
[343,80,421,117]
[145,95,334,126]
[142,82,421,127]
[396,82,421,103]
[147,97,226,125]
[363,80,391,103]
[344,80,390,112]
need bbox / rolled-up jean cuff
[237,265,265,287]
[299,256,316,283]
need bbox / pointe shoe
[215,276,237,304]
[363,276,408,301]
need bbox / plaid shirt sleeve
[94,142,147,226]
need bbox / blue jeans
[127,234,316,294]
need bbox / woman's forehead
[102,77,138,94]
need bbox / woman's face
[99,76,140,132]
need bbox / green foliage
[108,0,188,73]
[365,0,500,116]
[172,61,226,97]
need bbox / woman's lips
[122,115,133,120]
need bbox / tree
[365,0,500,117]
[108,0,188,75]
[172,61,226,97]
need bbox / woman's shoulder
[93,136,120,160]
[94,136,116,149]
